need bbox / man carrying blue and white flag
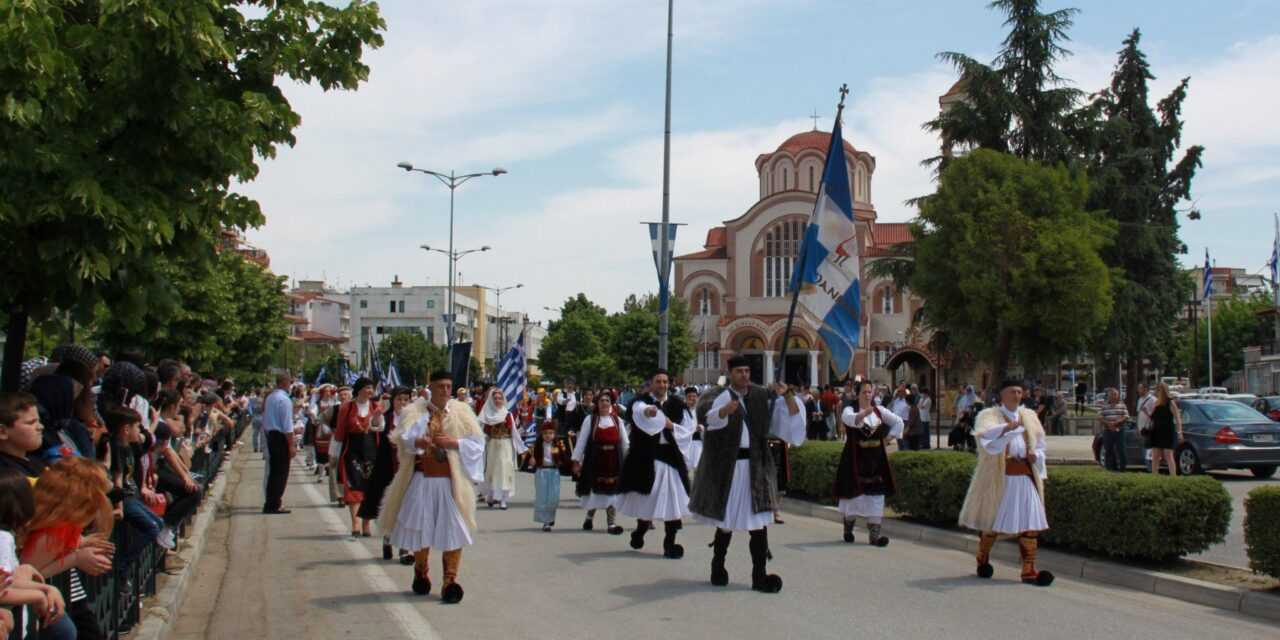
[784,85,861,382]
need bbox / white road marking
[299,477,442,640]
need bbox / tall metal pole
[447,171,456,366]
[657,0,674,370]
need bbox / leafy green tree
[0,1,385,389]
[926,0,1082,167]
[539,294,615,386]
[302,350,350,386]
[1187,295,1272,387]
[908,149,1114,395]
[1073,29,1204,406]
[93,250,288,376]
[377,331,447,387]
[610,294,695,384]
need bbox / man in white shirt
[1135,384,1155,464]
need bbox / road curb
[130,444,242,640]
[778,496,1280,623]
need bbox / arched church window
[764,219,803,298]
[699,288,711,315]
[880,286,894,314]
[783,167,790,191]
[809,166,816,192]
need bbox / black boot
[583,509,595,531]
[749,529,782,594]
[382,539,393,560]
[630,520,652,550]
[709,529,732,586]
[663,520,684,559]
[868,523,889,547]
[842,518,855,543]
[606,506,624,535]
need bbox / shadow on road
[296,557,385,572]
[608,577,750,609]
[781,540,851,551]
[558,549,671,566]
[308,590,420,612]
[905,575,1022,593]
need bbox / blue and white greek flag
[1270,214,1278,294]
[313,366,327,385]
[496,332,527,408]
[648,223,678,313]
[385,361,402,389]
[1202,249,1213,302]
[789,115,862,378]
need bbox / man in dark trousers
[691,356,805,593]
[262,372,294,514]
[619,370,694,558]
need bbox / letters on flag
[788,116,862,379]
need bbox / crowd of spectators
[0,345,246,639]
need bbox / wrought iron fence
[9,414,247,640]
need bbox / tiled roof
[872,223,914,245]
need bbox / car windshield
[1191,401,1268,423]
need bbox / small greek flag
[1202,249,1213,302]
[496,332,527,409]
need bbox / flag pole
[1207,259,1214,387]
[776,84,848,388]
[657,0,674,370]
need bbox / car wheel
[1177,446,1202,476]
[1250,465,1277,479]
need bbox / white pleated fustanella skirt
[700,459,773,532]
[389,474,473,552]
[990,475,1049,534]
[619,460,691,521]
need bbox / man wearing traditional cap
[958,379,1054,586]
[379,370,485,603]
[690,355,805,593]
[620,369,695,558]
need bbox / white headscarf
[479,387,510,425]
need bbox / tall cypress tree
[1078,29,1204,401]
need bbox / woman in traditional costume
[572,391,629,535]
[478,388,524,509]
[834,381,902,546]
[334,377,383,537]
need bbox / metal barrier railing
[9,413,248,640]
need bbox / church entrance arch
[884,347,936,391]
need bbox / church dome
[774,130,856,156]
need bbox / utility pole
[657,0,674,370]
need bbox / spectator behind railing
[20,456,116,640]
[0,467,66,639]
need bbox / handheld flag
[385,360,402,389]
[496,332,527,408]
[1270,213,1278,298]
[786,92,861,379]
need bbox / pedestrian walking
[262,373,294,514]
[684,387,704,473]
[691,355,805,594]
[573,391,628,535]
[381,370,485,603]
[959,379,1053,587]
[478,387,523,509]
[620,370,695,559]
[532,421,571,531]
[1098,388,1129,471]
[918,387,933,449]
[360,386,413,560]
[834,381,902,546]
[334,377,384,537]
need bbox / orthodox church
[673,128,941,389]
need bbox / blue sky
[242,1,1280,321]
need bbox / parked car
[1225,393,1258,406]
[1253,396,1280,422]
[1197,386,1229,398]
[1091,399,1280,478]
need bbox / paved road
[170,451,1276,640]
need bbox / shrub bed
[1244,486,1280,578]
[787,445,1231,562]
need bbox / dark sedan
[1092,399,1280,478]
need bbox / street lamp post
[398,162,506,364]
[420,244,491,361]
[478,283,524,356]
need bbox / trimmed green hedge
[788,446,1231,562]
[1245,486,1280,578]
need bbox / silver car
[1092,399,1280,478]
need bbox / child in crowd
[0,467,68,637]
[103,406,174,552]
[532,421,570,532]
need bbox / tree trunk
[2,308,29,392]
[988,328,1013,401]
[1125,353,1142,414]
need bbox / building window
[426,300,435,309]
[361,326,370,344]
[699,289,711,315]
[782,167,789,191]
[426,326,435,343]
[398,300,405,313]
[809,165,816,192]
[764,219,803,297]
[359,300,367,309]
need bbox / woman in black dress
[1149,383,1184,476]
[359,386,412,559]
